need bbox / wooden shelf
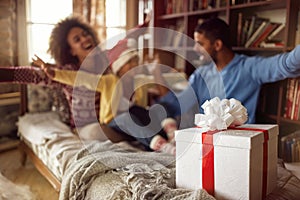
[230,0,286,10]
[0,92,20,98]
[0,92,20,106]
[233,46,284,52]
[280,117,300,125]
[0,138,19,152]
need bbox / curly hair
[48,15,99,66]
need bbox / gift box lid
[236,124,279,139]
[175,127,265,149]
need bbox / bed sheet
[18,112,84,180]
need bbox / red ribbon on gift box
[202,130,219,196]
[201,127,269,199]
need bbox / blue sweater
[160,45,300,123]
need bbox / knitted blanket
[59,141,215,200]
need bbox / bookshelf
[150,0,300,156]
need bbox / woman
[0,15,109,140]
[38,38,178,155]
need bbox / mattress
[17,112,84,180]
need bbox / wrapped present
[175,97,278,200]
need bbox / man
[157,18,300,124]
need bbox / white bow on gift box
[194,97,248,131]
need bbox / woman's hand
[32,54,45,67]
[32,55,55,78]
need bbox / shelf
[0,92,20,106]
[280,117,300,126]
[233,46,284,51]
[0,92,20,99]
[159,8,227,20]
[234,46,296,52]
[230,0,286,10]
[158,46,195,51]
[158,13,186,20]
[187,7,227,17]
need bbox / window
[105,0,127,48]
[25,0,128,62]
[26,0,72,63]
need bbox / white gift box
[175,124,278,200]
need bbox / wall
[0,0,20,137]
[126,0,138,29]
[0,0,17,67]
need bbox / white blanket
[60,141,215,200]
[18,112,73,145]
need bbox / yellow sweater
[53,69,122,124]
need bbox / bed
[17,85,300,200]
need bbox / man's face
[193,32,216,64]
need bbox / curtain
[73,0,106,43]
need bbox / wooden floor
[0,146,59,200]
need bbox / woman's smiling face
[67,27,96,64]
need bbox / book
[173,20,185,47]
[166,0,173,14]
[284,79,295,119]
[291,79,299,120]
[293,79,300,120]
[236,12,243,46]
[241,19,249,46]
[250,22,280,47]
[281,131,300,162]
[267,23,285,41]
[244,20,269,48]
[164,25,176,46]
[245,15,256,41]
[259,41,284,48]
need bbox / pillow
[26,85,70,125]
[27,85,52,112]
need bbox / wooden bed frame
[18,141,61,191]
[18,85,61,192]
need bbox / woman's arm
[50,68,122,124]
[0,55,60,86]
[0,66,58,86]
[53,69,108,92]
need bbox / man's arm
[250,45,300,84]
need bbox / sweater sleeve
[285,45,300,73]
[0,66,57,86]
[53,69,122,124]
[247,45,300,84]
[54,69,104,92]
[98,74,122,124]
